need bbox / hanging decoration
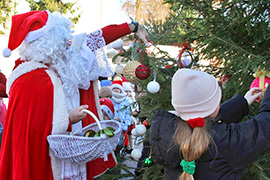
[135,124,147,136]
[144,157,154,167]
[115,64,124,74]
[131,128,138,136]
[131,149,142,159]
[250,69,270,102]
[143,119,150,129]
[175,41,194,68]
[123,61,141,84]
[220,75,232,88]
[144,147,154,167]
[147,71,160,94]
[112,40,123,50]
[135,51,151,80]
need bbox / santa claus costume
[0,10,148,180]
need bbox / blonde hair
[173,117,213,180]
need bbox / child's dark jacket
[150,87,270,180]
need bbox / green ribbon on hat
[180,159,196,175]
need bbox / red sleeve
[67,118,72,132]
[102,23,131,45]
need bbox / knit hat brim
[111,84,124,93]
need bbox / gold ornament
[123,61,141,83]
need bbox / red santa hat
[99,98,115,119]
[3,10,54,57]
[111,80,124,93]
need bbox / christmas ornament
[123,61,141,83]
[144,157,154,167]
[178,50,193,68]
[147,80,160,94]
[135,51,151,80]
[115,64,124,74]
[135,64,151,80]
[175,41,194,68]
[220,75,232,88]
[250,69,270,102]
[135,124,147,136]
[143,119,150,129]
[112,40,123,50]
[131,149,142,159]
[131,128,138,136]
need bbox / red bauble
[143,120,150,129]
[135,64,151,80]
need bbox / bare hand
[69,105,89,124]
[114,117,121,122]
[136,24,149,45]
[244,87,262,105]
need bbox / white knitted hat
[171,68,222,121]
[123,82,132,92]
[111,80,124,93]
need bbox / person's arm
[219,94,249,124]
[223,85,270,171]
[102,22,149,45]
[102,23,131,45]
[219,87,262,124]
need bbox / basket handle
[81,109,102,130]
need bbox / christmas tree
[102,0,270,179]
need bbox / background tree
[26,0,81,24]
[0,0,16,34]
[0,0,80,33]
[121,0,171,24]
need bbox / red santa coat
[0,61,70,179]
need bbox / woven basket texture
[47,120,121,164]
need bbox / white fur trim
[25,10,55,42]
[72,33,86,52]
[2,47,11,57]
[7,61,48,94]
[101,105,114,119]
[46,69,69,134]
[46,69,69,180]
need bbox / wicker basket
[47,109,121,164]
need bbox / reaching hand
[69,105,89,124]
[244,87,263,105]
[136,24,149,45]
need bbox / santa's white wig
[19,12,90,97]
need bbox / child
[150,68,268,180]
[99,86,113,99]
[123,81,136,153]
[99,98,115,120]
[110,80,132,154]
